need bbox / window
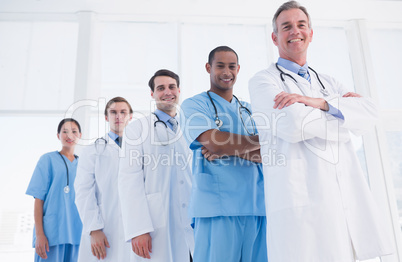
[0,21,78,110]
[368,27,402,230]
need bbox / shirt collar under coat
[107,131,121,148]
[154,109,178,132]
[277,57,309,75]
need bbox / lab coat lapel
[279,66,313,97]
[297,76,313,97]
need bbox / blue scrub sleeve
[181,97,217,150]
[26,155,51,200]
[327,104,345,120]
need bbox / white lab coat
[249,64,394,262]
[75,135,132,261]
[118,114,194,262]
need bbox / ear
[57,133,60,140]
[237,64,240,73]
[309,28,313,42]
[151,90,154,99]
[205,63,211,74]
[272,32,279,46]
[105,114,109,123]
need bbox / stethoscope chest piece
[58,151,76,194]
[320,88,330,96]
[207,91,257,136]
[215,118,223,128]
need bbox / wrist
[36,232,46,237]
[320,99,329,111]
[90,229,102,235]
[35,227,45,235]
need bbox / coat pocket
[265,159,310,214]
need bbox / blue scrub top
[181,91,265,218]
[26,151,82,247]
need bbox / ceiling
[0,0,401,23]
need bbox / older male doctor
[118,69,194,262]
[249,1,393,262]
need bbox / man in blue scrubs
[181,46,267,262]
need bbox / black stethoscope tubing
[207,91,247,127]
[206,91,255,135]
[275,63,329,96]
[95,137,108,154]
[58,152,77,194]
[152,113,171,146]
[153,113,168,128]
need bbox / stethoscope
[95,133,121,155]
[58,152,78,194]
[152,113,174,146]
[275,63,330,96]
[95,137,108,154]
[153,113,168,129]
[207,91,257,136]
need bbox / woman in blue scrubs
[26,118,83,262]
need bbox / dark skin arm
[197,129,261,163]
[238,149,262,163]
[202,147,262,163]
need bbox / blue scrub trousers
[193,216,267,262]
[34,244,79,262]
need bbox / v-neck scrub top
[26,151,82,247]
[181,91,265,219]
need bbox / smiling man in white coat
[118,69,194,262]
[75,97,134,261]
[248,1,394,261]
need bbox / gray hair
[272,1,312,34]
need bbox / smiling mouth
[162,97,175,102]
[289,38,303,43]
[221,78,233,82]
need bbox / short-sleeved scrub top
[180,91,265,219]
[26,151,82,247]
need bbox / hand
[35,233,49,259]
[201,146,221,161]
[90,230,110,260]
[274,91,329,110]
[274,91,304,109]
[131,233,152,259]
[343,92,362,98]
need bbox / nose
[223,66,231,75]
[289,25,300,35]
[164,88,172,95]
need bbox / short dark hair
[272,1,311,34]
[57,118,81,134]
[148,69,180,92]
[104,96,133,116]
[208,46,239,65]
